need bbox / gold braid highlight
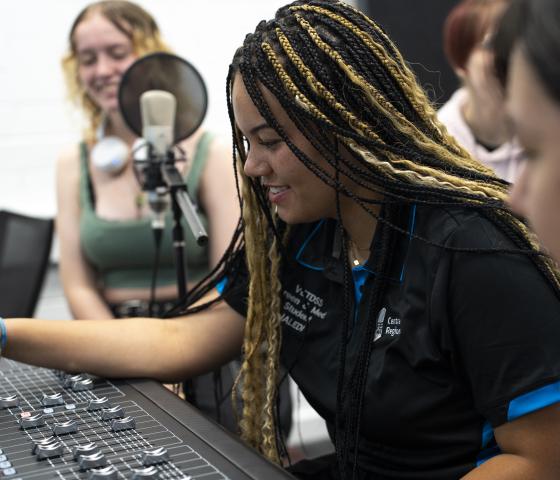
[273,26,383,141]
[335,0,473,157]
[266,31,500,200]
[262,42,334,126]
[234,168,282,462]
[237,176,266,447]
[288,7,497,182]
[271,17,504,199]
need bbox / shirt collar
[294,204,417,284]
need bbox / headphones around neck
[90,119,129,175]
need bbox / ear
[454,66,468,81]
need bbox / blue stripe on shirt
[216,276,228,294]
[508,380,560,421]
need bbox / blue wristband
[0,317,6,350]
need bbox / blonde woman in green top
[56,0,239,320]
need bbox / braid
[334,0,465,147]
[261,229,284,462]
[348,207,397,477]
[265,6,507,204]
[289,7,499,180]
[237,176,268,448]
[333,173,354,479]
[262,42,334,126]
[230,164,283,461]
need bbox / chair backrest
[0,210,54,317]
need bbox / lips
[93,81,119,94]
[269,186,289,195]
[266,185,290,204]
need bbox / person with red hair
[438,0,524,182]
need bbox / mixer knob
[19,413,45,429]
[41,392,64,407]
[141,447,170,466]
[78,452,107,470]
[0,395,19,409]
[111,416,135,432]
[73,442,100,460]
[36,442,63,460]
[72,377,94,391]
[52,419,78,435]
[131,466,159,479]
[87,465,118,480]
[63,374,84,388]
[87,397,111,411]
[100,406,124,420]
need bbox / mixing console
[0,359,294,479]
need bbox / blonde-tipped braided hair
[61,0,170,143]
[224,0,560,464]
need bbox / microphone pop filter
[118,52,208,143]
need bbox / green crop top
[79,133,213,289]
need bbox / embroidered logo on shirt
[374,307,401,342]
[374,307,386,341]
[281,283,327,333]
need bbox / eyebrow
[76,43,129,54]
[249,123,273,136]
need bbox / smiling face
[506,45,560,260]
[232,74,338,225]
[73,12,137,113]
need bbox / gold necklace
[348,238,369,267]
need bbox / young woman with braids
[3,0,560,478]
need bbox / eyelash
[241,137,281,153]
[78,49,131,66]
[78,56,96,66]
[258,139,281,149]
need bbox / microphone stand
[160,151,208,300]
[159,150,208,406]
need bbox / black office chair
[0,210,54,317]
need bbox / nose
[243,148,272,178]
[94,53,116,77]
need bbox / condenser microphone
[140,90,176,156]
[139,90,176,230]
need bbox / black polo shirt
[221,204,560,479]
